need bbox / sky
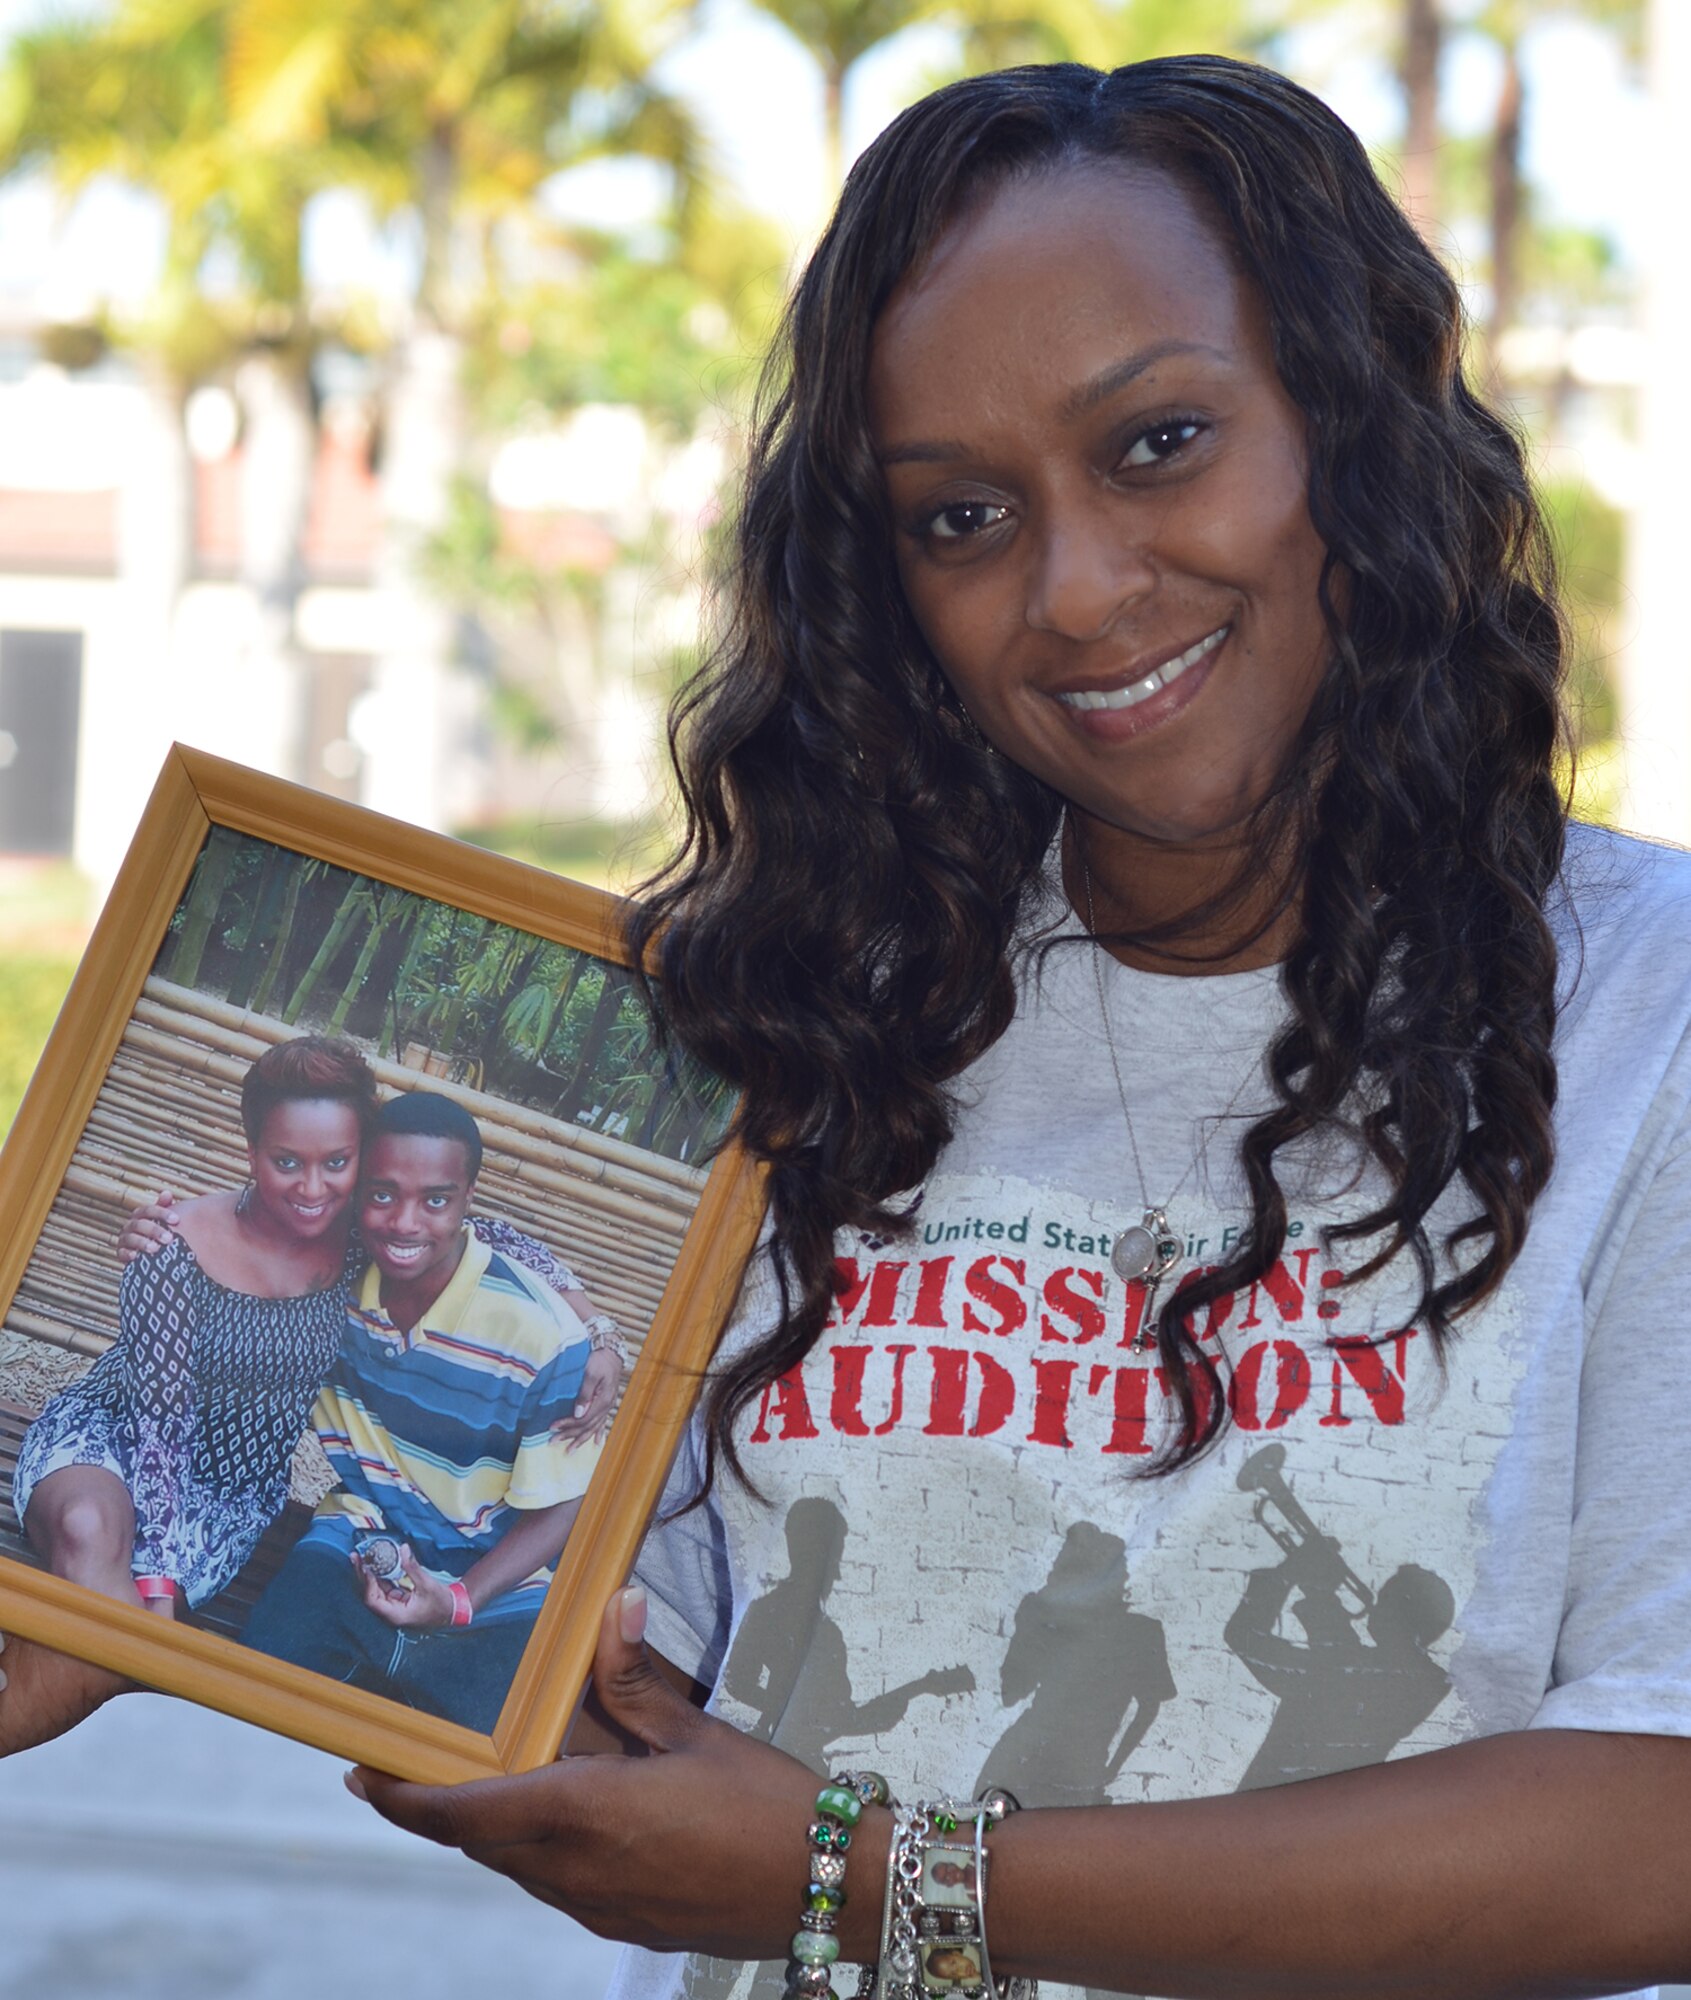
[0,1,1651,316]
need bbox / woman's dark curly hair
[629,55,1568,1494]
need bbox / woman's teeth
[1057,624,1228,712]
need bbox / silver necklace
[1081,854,1259,1345]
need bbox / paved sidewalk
[0,1693,623,2000]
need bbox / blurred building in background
[0,310,723,890]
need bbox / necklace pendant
[1110,1207,1181,1352]
[1134,1272,1164,1352]
[1109,1206,1181,1285]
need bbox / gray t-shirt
[612,823,1691,2000]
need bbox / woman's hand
[116,1192,182,1265]
[347,1586,890,1962]
[0,1629,133,1758]
[549,1348,622,1452]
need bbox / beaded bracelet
[783,1769,892,2000]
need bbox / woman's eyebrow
[877,437,968,467]
[876,336,1232,466]
[1059,337,1231,420]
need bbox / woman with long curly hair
[14,52,1691,1998]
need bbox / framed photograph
[0,745,765,1783]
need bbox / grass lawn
[0,956,79,1143]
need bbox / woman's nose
[1025,509,1155,642]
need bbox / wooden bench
[0,1398,311,1644]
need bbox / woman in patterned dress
[12,1036,379,1623]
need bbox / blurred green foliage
[475,262,728,432]
[1543,474,1625,750]
[0,958,78,1144]
[455,813,669,887]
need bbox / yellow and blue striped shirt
[307,1230,600,1623]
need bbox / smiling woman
[26,53,1691,2000]
[10,1039,378,1657]
[870,162,1333,862]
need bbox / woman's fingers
[339,1591,830,1956]
[0,1630,132,1756]
[589,1585,706,1757]
[346,1590,703,1838]
[553,1351,620,1445]
[348,1757,577,1852]
[116,1196,181,1263]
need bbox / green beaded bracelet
[781,1770,892,2000]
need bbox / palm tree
[0,0,353,786]
[1395,0,1444,240]
[222,0,702,828]
[742,0,1285,204]
[1471,0,1642,385]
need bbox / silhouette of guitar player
[719,1495,974,1774]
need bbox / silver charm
[1109,1205,1181,1285]
[1110,1206,1182,1351]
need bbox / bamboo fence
[0,977,708,1415]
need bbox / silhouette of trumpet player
[1225,1444,1456,1791]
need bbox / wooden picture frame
[0,745,764,1784]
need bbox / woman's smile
[1050,621,1231,736]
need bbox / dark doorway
[0,629,83,855]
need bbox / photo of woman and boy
[0,823,729,1746]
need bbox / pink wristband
[134,1575,179,1602]
[448,1580,474,1628]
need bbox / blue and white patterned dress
[11,1219,584,1609]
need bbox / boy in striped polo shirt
[242,1092,601,1732]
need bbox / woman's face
[247,1098,362,1241]
[868,161,1332,848]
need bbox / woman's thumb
[591,1584,700,1754]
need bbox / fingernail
[574,1402,587,1418]
[0,1667,8,1693]
[343,1769,368,1801]
[617,1584,647,1645]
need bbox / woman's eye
[926,500,1008,542]
[1121,420,1203,469]
[273,1156,299,1171]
